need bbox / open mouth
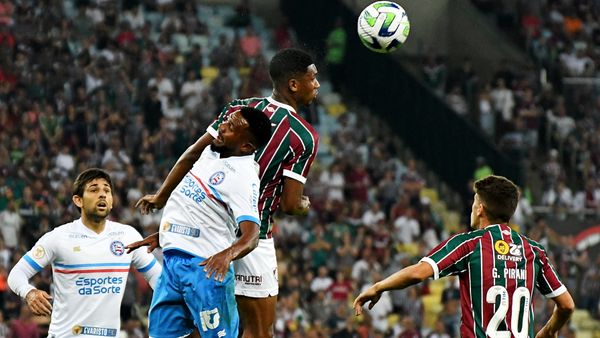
[97,201,108,210]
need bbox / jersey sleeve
[221,168,261,227]
[207,101,246,138]
[534,246,567,298]
[22,231,57,272]
[420,232,478,280]
[282,120,319,184]
[128,229,162,289]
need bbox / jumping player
[130,48,320,338]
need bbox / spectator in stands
[0,202,21,250]
[239,26,262,59]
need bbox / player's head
[211,107,272,157]
[269,48,320,106]
[470,175,519,229]
[72,168,113,219]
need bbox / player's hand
[199,250,233,283]
[126,232,160,254]
[25,289,53,316]
[299,195,311,215]
[135,194,167,215]
[353,286,382,316]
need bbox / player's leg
[236,295,277,338]
[148,252,196,338]
[182,255,239,338]
[233,238,279,338]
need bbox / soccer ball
[357,1,410,53]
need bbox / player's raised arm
[136,132,214,215]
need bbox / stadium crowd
[425,0,600,217]
[0,0,596,337]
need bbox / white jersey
[16,219,160,338]
[159,147,260,258]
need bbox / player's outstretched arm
[136,133,214,215]
[126,232,160,254]
[535,291,575,338]
[280,178,310,216]
[353,262,433,316]
[199,221,259,282]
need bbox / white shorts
[233,238,278,298]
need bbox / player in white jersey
[7,168,162,338]
[147,107,272,338]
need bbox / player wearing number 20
[354,175,575,338]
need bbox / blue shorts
[148,249,239,338]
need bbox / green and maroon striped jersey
[421,223,566,338]
[208,97,319,239]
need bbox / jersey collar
[267,96,296,113]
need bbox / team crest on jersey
[110,241,125,256]
[72,325,83,335]
[494,240,510,255]
[209,171,225,185]
[32,245,45,259]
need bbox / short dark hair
[269,48,314,85]
[239,106,272,149]
[473,175,519,223]
[73,168,113,212]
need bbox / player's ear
[72,195,83,209]
[240,142,256,155]
[288,78,299,93]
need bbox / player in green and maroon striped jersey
[354,175,575,338]
[129,48,320,338]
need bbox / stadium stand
[0,0,598,337]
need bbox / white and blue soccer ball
[357,1,410,53]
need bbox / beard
[210,142,227,154]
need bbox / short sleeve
[221,169,261,227]
[282,117,319,184]
[535,246,567,298]
[23,231,57,272]
[129,229,159,273]
[421,232,479,280]
[207,102,241,138]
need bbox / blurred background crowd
[0,0,599,337]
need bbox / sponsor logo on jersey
[110,241,125,256]
[69,234,90,239]
[108,231,125,236]
[72,325,117,337]
[72,325,83,335]
[163,222,200,238]
[494,240,510,255]
[73,246,81,252]
[32,245,45,259]
[235,274,263,285]
[494,240,523,262]
[76,276,124,295]
[209,171,226,185]
[180,176,208,205]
